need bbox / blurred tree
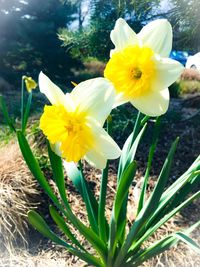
[168,0,200,52]
[0,0,79,88]
[58,0,161,61]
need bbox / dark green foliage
[168,0,200,51]
[59,0,161,61]
[0,0,80,88]
[169,81,181,98]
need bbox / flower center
[104,45,156,99]
[131,67,142,80]
[40,105,94,162]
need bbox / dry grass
[0,247,86,267]
[0,141,39,250]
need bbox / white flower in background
[39,72,121,169]
[104,18,184,116]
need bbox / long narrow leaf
[107,162,137,266]
[49,205,85,251]
[129,220,200,266]
[114,138,179,266]
[174,232,200,254]
[17,131,107,259]
[28,210,102,267]
[17,131,61,206]
[118,122,146,180]
[64,161,101,234]
[127,190,200,259]
[64,161,99,216]
[147,168,200,228]
[48,142,69,208]
[137,117,161,214]
[114,123,147,247]
[118,112,143,179]
[114,161,137,221]
[98,161,109,243]
[79,161,98,233]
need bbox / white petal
[113,92,130,108]
[138,19,172,57]
[84,150,107,169]
[50,142,62,157]
[84,120,121,169]
[153,57,184,90]
[39,72,66,105]
[71,78,115,126]
[110,18,138,54]
[93,125,121,159]
[131,88,169,116]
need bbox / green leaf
[114,138,179,266]
[174,232,200,254]
[0,95,16,132]
[114,123,147,250]
[48,142,69,209]
[107,162,137,266]
[49,205,85,251]
[147,162,200,228]
[28,210,70,247]
[17,131,61,206]
[150,170,200,226]
[17,132,107,260]
[127,190,200,260]
[118,113,145,180]
[22,91,32,133]
[98,161,109,243]
[64,161,99,233]
[129,220,200,266]
[28,210,102,267]
[137,116,161,214]
[114,161,137,221]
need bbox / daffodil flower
[23,76,37,93]
[104,18,184,116]
[39,72,121,169]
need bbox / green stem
[22,91,32,134]
[21,77,25,132]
